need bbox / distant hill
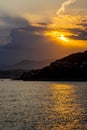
[0,59,53,70]
[18,50,87,81]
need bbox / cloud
[0,12,29,45]
[67,28,87,40]
[0,12,61,65]
[57,0,77,15]
[0,13,29,28]
[0,23,63,64]
[78,23,87,28]
[77,19,87,28]
[37,23,49,26]
[65,19,87,40]
[0,11,87,64]
[56,0,78,24]
[0,20,86,65]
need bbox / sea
[0,79,87,130]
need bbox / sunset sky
[0,0,87,64]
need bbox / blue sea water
[0,80,87,130]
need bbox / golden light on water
[51,83,86,129]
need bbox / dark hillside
[17,51,87,81]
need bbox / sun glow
[45,31,69,42]
[59,35,68,42]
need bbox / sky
[0,0,87,64]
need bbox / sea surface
[0,80,87,130]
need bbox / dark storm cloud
[77,19,87,28]
[61,18,87,41]
[78,23,87,27]
[37,23,49,26]
[0,13,29,28]
[0,12,30,45]
[67,28,87,40]
[0,23,61,64]
[0,12,56,65]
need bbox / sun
[59,35,68,42]
[45,31,69,42]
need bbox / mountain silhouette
[0,59,53,70]
[18,50,87,81]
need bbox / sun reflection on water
[50,83,87,130]
[0,81,87,130]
